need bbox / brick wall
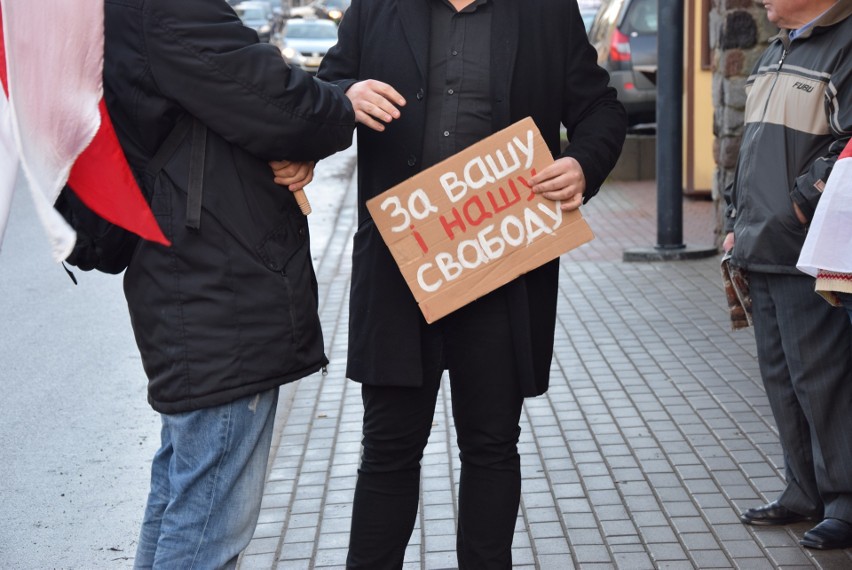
[710,0,776,240]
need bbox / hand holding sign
[367,117,595,323]
[531,156,586,211]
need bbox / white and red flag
[0,0,168,262]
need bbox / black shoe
[739,501,813,526]
[800,518,852,550]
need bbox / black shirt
[421,0,492,169]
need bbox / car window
[237,2,272,16]
[285,22,339,39]
[236,7,266,20]
[310,0,350,9]
[622,0,657,34]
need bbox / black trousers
[346,289,525,570]
[750,272,852,521]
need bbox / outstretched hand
[530,157,586,211]
[345,79,406,132]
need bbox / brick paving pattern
[238,152,852,569]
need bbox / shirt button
[407,155,417,167]
[416,89,424,101]
[451,50,458,56]
[447,89,454,95]
[443,131,450,137]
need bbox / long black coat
[104,0,355,413]
[319,0,626,396]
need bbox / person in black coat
[103,0,355,566]
[313,0,626,567]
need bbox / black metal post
[656,0,683,249]
[623,0,716,261]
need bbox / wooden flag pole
[293,189,311,215]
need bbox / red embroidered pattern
[817,270,852,281]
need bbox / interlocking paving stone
[238,159,852,568]
[278,542,314,561]
[240,553,277,569]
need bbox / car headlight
[259,24,271,34]
[282,47,302,63]
[328,9,342,20]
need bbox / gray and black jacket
[724,0,852,274]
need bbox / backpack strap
[146,114,207,230]
[146,115,192,175]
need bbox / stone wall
[709,0,776,240]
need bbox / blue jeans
[837,292,852,325]
[134,389,279,569]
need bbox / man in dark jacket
[315,0,626,566]
[725,0,852,552]
[102,0,355,566]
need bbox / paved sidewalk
[239,151,852,569]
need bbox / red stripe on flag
[841,139,852,161]
[1,6,9,96]
[3,5,168,247]
[67,100,170,246]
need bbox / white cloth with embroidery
[797,139,852,277]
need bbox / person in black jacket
[311,0,626,567]
[102,0,354,567]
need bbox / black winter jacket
[319,0,626,396]
[104,0,355,413]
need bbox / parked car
[234,1,275,42]
[588,0,657,127]
[288,3,319,19]
[279,18,339,75]
[313,0,350,24]
[288,0,349,23]
[247,0,288,33]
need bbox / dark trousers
[346,290,525,570]
[750,272,852,522]
[837,292,852,325]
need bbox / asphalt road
[0,171,159,568]
[0,146,356,568]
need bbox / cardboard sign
[367,117,595,323]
